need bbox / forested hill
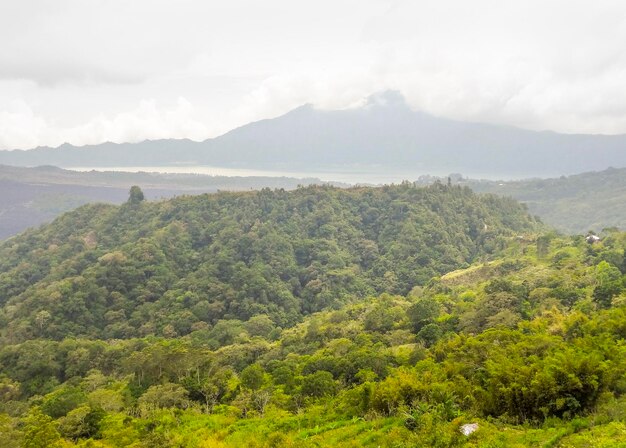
[0,183,537,343]
[0,164,340,241]
[1,224,625,446]
[463,167,626,234]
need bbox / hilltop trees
[0,184,538,343]
[127,185,144,204]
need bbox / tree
[0,414,20,448]
[138,383,189,410]
[301,371,337,397]
[87,389,124,412]
[41,386,86,418]
[58,405,105,440]
[22,408,63,448]
[593,261,623,308]
[536,234,552,258]
[128,186,145,205]
[186,367,236,412]
[252,388,273,416]
[0,377,21,403]
[407,298,440,333]
[34,310,51,334]
[245,314,275,338]
[240,364,265,391]
[417,323,442,346]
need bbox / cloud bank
[1,0,625,150]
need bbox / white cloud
[0,0,626,149]
[0,100,51,149]
[0,98,210,150]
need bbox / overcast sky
[1,0,626,150]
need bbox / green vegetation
[3,164,624,241]
[464,167,626,234]
[1,185,626,446]
[0,164,342,241]
[0,183,535,342]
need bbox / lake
[65,165,455,185]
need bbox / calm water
[66,165,452,185]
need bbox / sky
[1,0,626,150]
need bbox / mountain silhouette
[1,91,625,178]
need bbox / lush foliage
[1,186,625,446]
[0,164,340,241]
[0,183,535,342]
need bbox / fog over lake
[66,165,527,185]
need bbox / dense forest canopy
[1,185,626,446]
[0,225,624,445]
[2,164,623,242]
[0,164,339,241]
[0,183,536,343]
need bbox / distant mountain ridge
[1,91,626,177]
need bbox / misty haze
[0,1,625,447]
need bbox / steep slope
[0,184,538,342]
[1,91,625,178]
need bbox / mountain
[0,183,538,343]
[0,164,340,241]
[1,91,625,178]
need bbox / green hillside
[464,167,626,234]
[2,186,626,446]
[0,183,535,343]
[0,164,339,241]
